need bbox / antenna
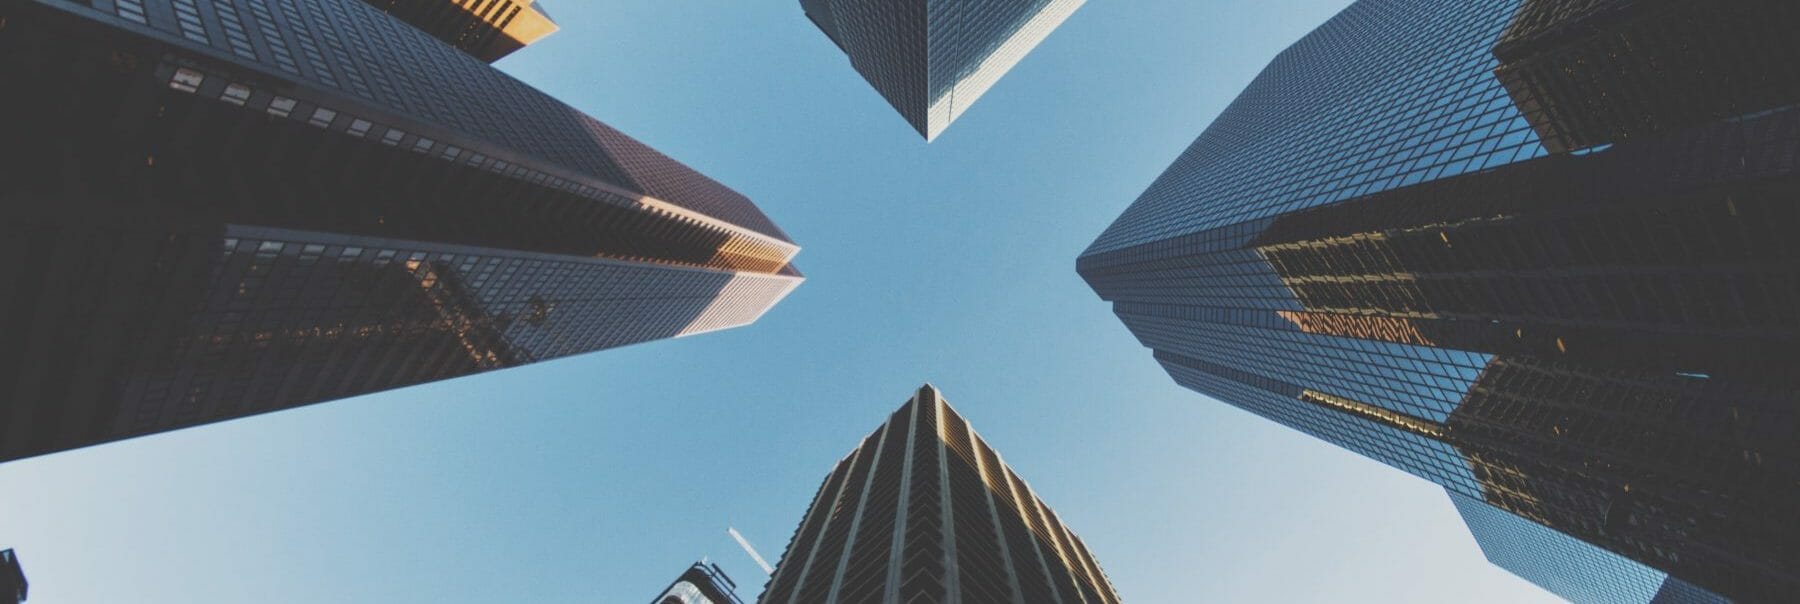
[728,526,774,575]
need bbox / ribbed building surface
[759,385,1121,604]
[653,561,743,604]
[800,0,1083,141]
[1079,0,1798,601]
[358,0,557,63]
[0,0,801,462]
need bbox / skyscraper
[357,0,557,63]
[1078,0,1797,600]
[759,385,1121,604]
[653,561,743,604]
[0,0,801,463]
[0,549,23,604]
[799,0,1084,141]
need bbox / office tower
[0,0,802,463]
[358,0,556,62]
[799,0,1084,141]
[0,549,22,604]
[1452,495,1725,604]
[1078,0,1797,600]
[653,561,743,604]
[759,385,1120,604]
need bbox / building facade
[653,561,743,604]
[799,0,1084,141]
[1453,495,1724,604]
[1,549,23,604]
[357,0,556,63]
[0,0,802,463]
[1078,0,1798,600]
[759,385,1121,604]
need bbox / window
[348,119,372,138]
[441,145,461,161]
[412,137,434,153]
[267,96,297,118]
[220,83,251,106]
[308,107,337,128]
[170,68,204,93]
[382,129,406,146]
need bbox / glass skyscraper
[0,0,802,462]
[1078,0,1798,600]
[653,561,743,604]
[759,385,1121,604]
[799,0,1084,141]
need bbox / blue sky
[0,1,1561,602]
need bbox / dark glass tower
[0,0,802,463]
[0,549,22,604]
[358,0,556,63]
[759,385,1121,604]
[1078,0,1798,600]
[653,561,743,604]
[799,0,1084,141]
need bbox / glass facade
[1452,494,1727,604]
[759,385,1121,604]
[1079,0,1800,601]
[0,0,801,462]
[800,0,1084,140]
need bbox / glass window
[348,119,372,138]
[382,129,406,146]
[267,96,297,118]
[220,83,251,106]
[308,107,337,128]
[170,68,205,93]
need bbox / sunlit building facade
[0,0,802,462]
[799,0,1084,141]
[1078,0,1799,601]
[759,385,1121,604]
[653,561,742,604]
[0,550,22,604]
[358,0,557,63]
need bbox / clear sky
[0,1,1564,602]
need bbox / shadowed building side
[1491,0,1800,153]
[0,0,801,462]
[759,385,1121,604]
